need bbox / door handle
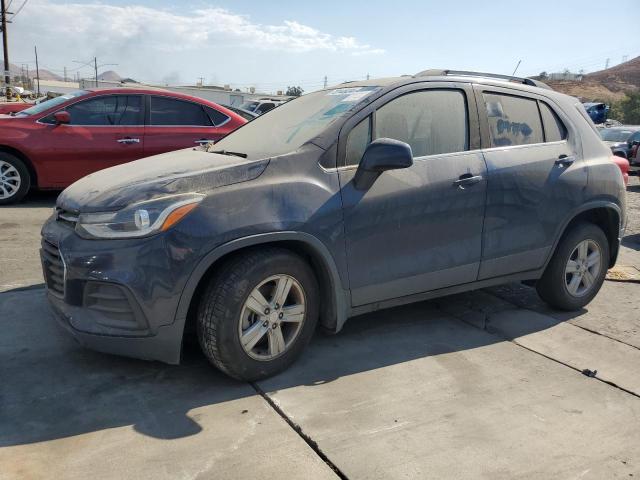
[454,173,483,188]
[194,139,216,144]
[555,154,575,167]
[117,138,140,144]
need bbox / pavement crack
[434,292,640,401]
[250,382,349,480]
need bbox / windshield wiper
[210,149,248,158]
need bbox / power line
[9,0,28,20]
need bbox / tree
[610,92,640,124]
[286,86,304,97]
[538,71,548,80]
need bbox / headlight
[76,193,204,239]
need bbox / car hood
[57,148,269,213]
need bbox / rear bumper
[47,291,183,364]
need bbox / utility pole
[323,75,327,89]
[1,0,11,99]
[605,58,610,69]
[63,66,67,82]
[197,76,204,87]
[34,46,40,97]
[366,73,370,80]
[94,56,98,87]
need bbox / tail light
[611,155,629,186]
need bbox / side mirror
[53,111,70,124]
[353,138,413,190]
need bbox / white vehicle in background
[239,98,287,115]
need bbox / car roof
[327,71,567,100]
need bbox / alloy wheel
[564,239,602,297]
[238,274,306,361]
[0,160,21,200]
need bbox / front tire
[197,248,319,381]
[536,222,609,310]
[0,153,30,205]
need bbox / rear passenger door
[144,96,230,157]
[475,85,587,279]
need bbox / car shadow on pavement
[3,190,59,208]
[0,285,582,448]
[622,233,640,251]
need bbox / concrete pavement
[1,177,639,479]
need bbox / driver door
[35,94,145,186]
[338,85,488,306]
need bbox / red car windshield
[15,90,89,117]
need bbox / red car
[0,88,247,204]
[0,102,32,115]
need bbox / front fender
[173,231,350,359]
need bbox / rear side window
[374,89,468,158]
[66,95,143,126]
[483,93,543,147]
[256,103,276,114]
[150,96,212,126]
[204,106,230,127]
[540,102,567,142]
[345,115,372,166]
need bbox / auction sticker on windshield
[327,86,380,102]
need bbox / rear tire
[0,153,30,205]
[197,248,319,381]
[536,222,609,310]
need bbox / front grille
[41,240,65,297]
[55,208,79,228]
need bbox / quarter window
[65,95,143,126]
[345,116,372,166]
[483,93,544,147]
[540,102,567,142]
[374,89,468,158]
[204,106,230,127]
[150,97,211,126]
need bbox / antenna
[511,59,522,77]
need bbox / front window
[213,86,381,159]
[600,129,634,142]
[16,90,89,117]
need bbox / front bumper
[48,292,185,363]
[40,215,200,364]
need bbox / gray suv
[41,70,627,380]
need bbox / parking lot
[0,175,637,479]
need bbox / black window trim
[37,93,146,127]
[336,81,480,169]
[146,94,229,128]
[538,99,568,143]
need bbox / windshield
[600,129,634,142]
[16,90,89,116]
[214,86,381,159]
[240,101,259,112]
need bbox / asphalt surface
[1,177,639,479]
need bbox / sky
[8,0,640,94]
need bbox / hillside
[543,55,640,102]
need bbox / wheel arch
[175,232,349,356]
[0,144,38,187]
[551,202,622,269]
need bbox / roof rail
[414,69,552,90]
